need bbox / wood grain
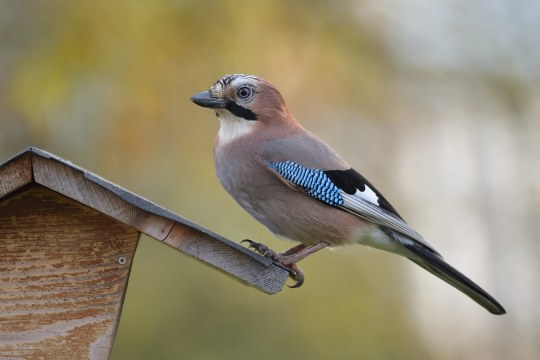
[0,152,32,198]
[31,152,288,294]
[32,155,174,241]
[0,186,139,360]
[164,224,288,294]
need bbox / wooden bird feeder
[0,147,288,360]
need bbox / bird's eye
[236,86,254,100]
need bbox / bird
[190,73,506,315]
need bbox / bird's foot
[241,239,305,288]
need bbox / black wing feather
[324,168,403,219]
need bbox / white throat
[217,111,258,145]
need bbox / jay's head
[190,74,292,126]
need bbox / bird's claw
[285,263,304,288]
[241,239,277,258]
[241,239,305,288]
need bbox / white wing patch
[355,185,379,205]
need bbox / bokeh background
[1,1,538,359]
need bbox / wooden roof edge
[0,147,289,294]
[1,145,35,166]
[29,147,266,260]
[0,146,34,197]
[84,171,253,256]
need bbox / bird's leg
[241,240,329,288]
[279,243,307,256]
[280,241,328,262]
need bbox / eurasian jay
[190,74,506,315]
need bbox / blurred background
[1,0,538,359]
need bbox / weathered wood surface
[0,186,138,360]
[29,150,288,294]
[0,147,289,359]
[164,224,287,292]
[32,154,174,241]
[0,151,32,199]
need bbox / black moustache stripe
[226,102,257,120]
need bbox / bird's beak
[190,91,228,109]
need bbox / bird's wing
[259,134,505,315]
[259,133,439,254]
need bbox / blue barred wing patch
[266,160,344,207]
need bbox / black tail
[399,237,506,315]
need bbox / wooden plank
[31,151,289,293]
[32,155,174,241]
[164,224,288,294]
[0,186,139,360]
[0,152,32,198]
[85,171,276,266]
